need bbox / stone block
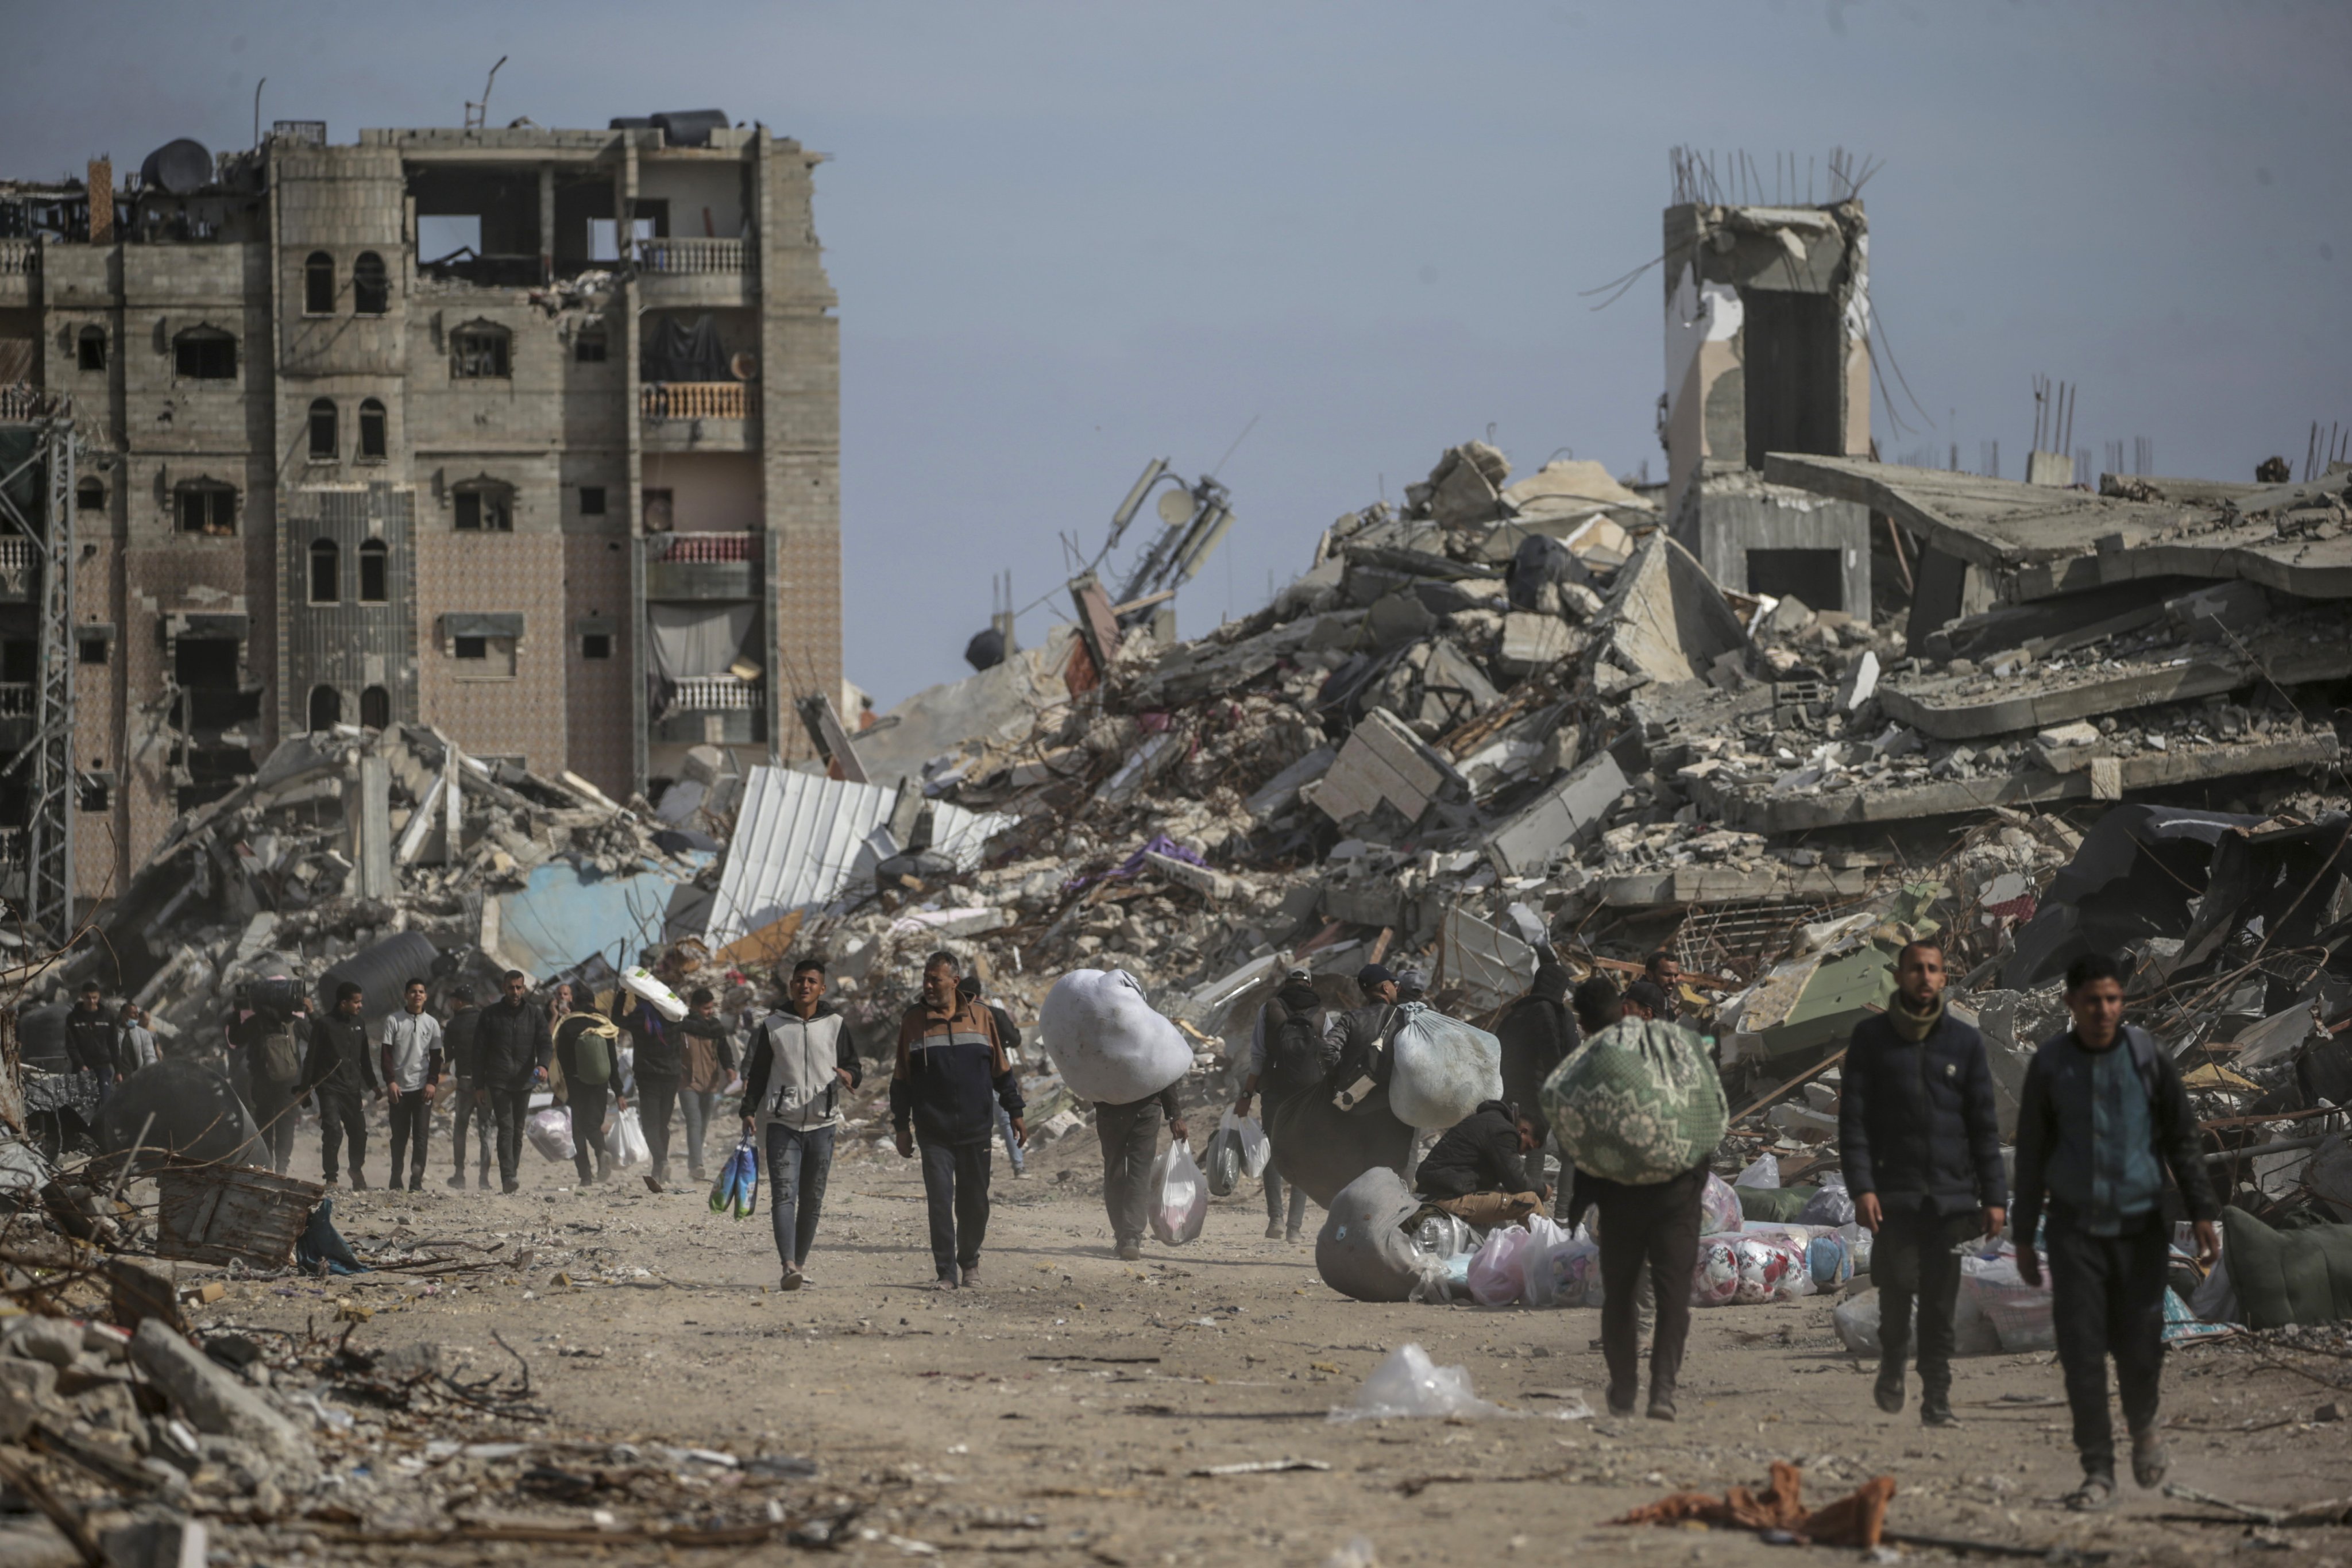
[126,1321,307,1469]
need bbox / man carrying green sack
[1547,975,1728,1423]
[1839,940,2006,1428]
[2013,952,2220,1514]
[555,1004,624,1186]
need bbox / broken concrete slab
[1243,744,1336,821]
[1596,534,1749,686]
[126,1320,308,1470]
[1438,904,1538,1013]
[1304,708,1451,827]
[1496,612,1579,676]
[1597,862,1874,907]
[1485,751,1629,876]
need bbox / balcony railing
[635,237,751,275]
[671,676,762,712]
[0,538,35,601]
[0,685,33,719]
[0,241,36,278]
[640,382,755,422]
[648,532,756,563]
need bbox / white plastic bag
[1234,1112,1271,1178]
[1330,1343,1511,1420]
[1733,1153,1781,1188]
[526,1106,576,1162]
[1796,1170,1856,1227]
[1699,1171,1744,1235]
[620,965,689,1022]
[1203,1119,1245,1198]
[1387,1005,1504,1130]
[1149,1141,1208,1246]
[1833,1289,1882,1354]
[604,1107,648,1169]
[1038,969,1190,1106]
[1524,1225,1603,1310]
[1466,1225,1534,1307]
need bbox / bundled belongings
[1148,1141,1208,1245]
[1037,968,1189,1104]
[1542,1017,1729,1185]
[1387,1005,1505,1130]
[1317,1167,1443,1303]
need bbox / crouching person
[890,951,1024,1290]
[1405,1099,1550,1232]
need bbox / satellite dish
[140,139,213,196]
[729,352,758,381]
[1156,488,1194,526]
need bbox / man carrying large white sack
[1037,967,1194,1262]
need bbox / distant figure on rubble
[380,978,444,1194]
[1496,963,1579,1215]
[554,999,625,1187]
[476,970,552,1195]
[1233,966,1324,1242]
[890,951,1024,1289]
[231,983,307,1175]
[302,981,380,1189]
[2013,952,2220,1513]
[1642,952,1683,1022]
[65,982,119,1107]
[1404,1099,1550,1231]
[116,1001,159,1075]
[741,959,861,1291]
[1838,940,2005,1428]
[616,950,684,1191]
[443,984,491,1190]
[957,975,1026,1178]
[1558,975,1715,1422]
[677,988,740,1183]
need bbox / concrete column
[538,163,554,284]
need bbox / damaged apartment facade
[0,114,840,914]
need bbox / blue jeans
[764,1121,837,1271]
[994,1099,1025,1172]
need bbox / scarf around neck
[1888,989,1944,1044]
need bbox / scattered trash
[1328,1343,1513,1422]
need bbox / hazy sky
[5,1,2346,706]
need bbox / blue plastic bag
[709,1138,759,1218]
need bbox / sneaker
[689,1169,706,1184]
[2064,1474,2114,1513]
[476,1172,493,1189]
[502,1180,520,1195]
[1116,1240,1142,1261]
[779,1266,804,1292]
[643,1173,663,1195]
[959,1265,982,1289]
[1874,1362,1905,1415]
[1010,1166,1027,1179]
[1264,1221,1285,1239]
[446,1173,466,1189]
[2130,1426,2169,1489]
[1285,1227,1302,1244]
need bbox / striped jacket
[889,999,1022,1145]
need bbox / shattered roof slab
[1763,455,2352,601]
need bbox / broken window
[453,480,514,532]
[588,216,657,262]
[308,538,339,604]
[580,485,607,516]
[451,321,509,379]
[308,397,337,459]
[358,539,388,603]
[172,636,240,689]
[307,684,341,732]
[172,327,237,381]
[75,325,105,371]
[174,481,237,536]
[352,251,389,315]
[1746,548,1845,613]
[74,478,103,513]
[76,633,107,666]
[359,685,390,730]
[582,632,612,660]
[575,325,607,364]
[451,635,517,678]
[304,250,335,314]
[77,777,109,813]
[357,397,387,460]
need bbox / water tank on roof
[139,138,213,196]
[650,110,729,148]
[608,117,655,130]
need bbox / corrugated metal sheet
[703,767,1014,948]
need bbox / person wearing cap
[1234,965,1323,1241]
[958,975,1027,1178]
[1323,964,1404,1104]
[1395,969,1428,1006]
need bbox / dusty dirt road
[196,1115,2352,1566]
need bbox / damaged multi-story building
[0,110,840,921]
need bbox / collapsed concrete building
[0,112,841,929]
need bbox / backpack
[257,1022,303,1088]
[567,1015,619,1086]
[1262,1002,1330,1104]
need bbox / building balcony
[654,677,764,746]
[640,382,758,450]
[635,236,754,306]
[644,532,759,600]
[0,539,37,604]
[0,683,32,752]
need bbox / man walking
[958,975,1026,1177]
[1555,975,1727,1422]
[2014,953,2220,1512]
[677,988,737,1183]
[475,970,551,1195]
[65,982,117,1110]
[1839,941,2006,1426]
[444,984,490,1189]
[233,983,307,1175]
[890,952,1024,1289]
[554,1002,624,1186]
[1323,964,1403,1108]
[116,1002,159,1075]
[1234,966,1324,1241]
[740,959,861,1290]
[302,981,380,1189]
[615,958,683,1190]
[380,978,444,1193]
[1094,1078,1187,1262]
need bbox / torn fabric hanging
[646,603,756,682]
[643,312,728,383]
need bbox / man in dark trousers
[1094,1077,1187,1262]
[2014,952,2220,1513]
[1561,975,1720,1423]
[890,951,1024,1289]
[64,982,118,1108]
[1234,967,1325,1241]
[444,984,490,1189]
[302,981,380,1188]
[1407,1099,1550,1230]
[232,982,308,1175]
[474,970,551,1195]
[554,1003,624,1187]
[379,978,444,1193]
[1839,940,2006,1427]
[615,956,683,1191]
[958,975,1026,1178]
[741,959,861,1290]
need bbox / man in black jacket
[64,983,119,1106]
[1322,964,1402,1108]
[1407,1099,1550,1230]
[443,985,491,1189]
[615,954,683,1190]
[890,952,1024,1289]
[1234,968,1326,1241]
[1839,940,2006,1427]
[958,975,1027,1178]
[2013,952,2220,1513]
[474,970,551,1194]
[302,981,380,1188]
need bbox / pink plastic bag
[1700,1171,1743,1235]
[1467,1224,1534,1307]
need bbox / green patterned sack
[1540,1017,1729,1186]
